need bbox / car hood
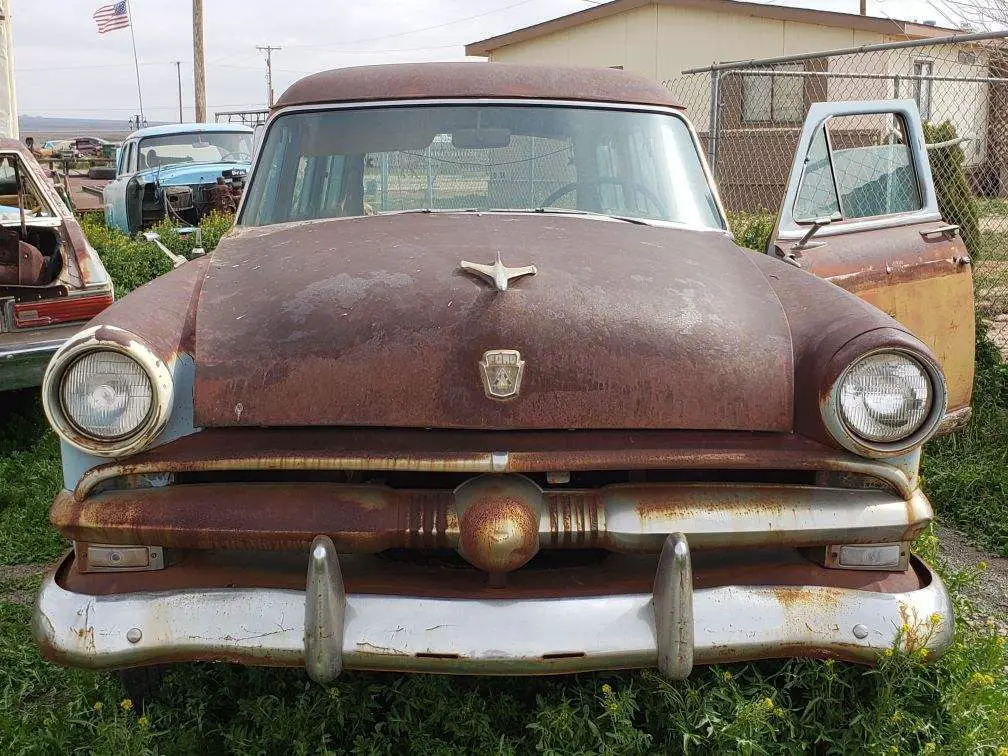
[193,213,794,430]
[138,161,250,187]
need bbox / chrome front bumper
[33,536,954,680]
[0,336,66,391]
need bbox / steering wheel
[541,178,668,217]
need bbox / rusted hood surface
[194,214,794,430]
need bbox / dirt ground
[936,523,1008,636]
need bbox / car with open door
[0,139,113,391]
[31,64,970,699]
[103,123,254,235]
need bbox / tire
[115,665,168,707]
[88,166,117,180]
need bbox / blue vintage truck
[103,123,254,234]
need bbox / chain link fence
[665,31,1008,348]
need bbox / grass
[0,217,1005,752]
[923,320,1008,557]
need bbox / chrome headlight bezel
[42,326,174,458]
[822,348,947,458]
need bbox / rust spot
[457,495,539,573]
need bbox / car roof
[275,62,683,111]
[127,123,254,141]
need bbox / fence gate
[665,30,1008,348]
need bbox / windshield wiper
[530,207,654,226]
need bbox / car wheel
[115,665,167,707]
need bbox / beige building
[467,0,1002,206]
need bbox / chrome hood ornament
[479,349,525,400]
[460,253,536,292]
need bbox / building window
[741,64,804,123]
[914,60,933,121]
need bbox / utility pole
[173,61,183,123]
[859,0,867,14]
[193,0,207,122]
[256,44,282,107]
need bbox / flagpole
[125,0,145,125]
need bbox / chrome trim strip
[33,555,953,674]
[0,337,65,391]
[75,454,916,501]
[0,337,67,359]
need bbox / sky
[11,0,962,121]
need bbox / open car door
[769,100,974,433]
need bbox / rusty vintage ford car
[33,64,975,695]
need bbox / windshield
[240,104,724,229]
[138,131,253,170]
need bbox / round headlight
[42,325,175,458]
[837,352,933,443]
[61,351,153,440]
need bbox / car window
[241,104,724,230]
[0,155,55,221]
[794,113,921,223]
[138,131,253,171]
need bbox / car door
[103,140,135,231]
[769,100,974,431]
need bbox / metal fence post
[707,69,721,170]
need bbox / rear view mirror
[451,128,512,150]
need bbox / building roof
[126,123,254,141]
[466,0,959,56]
[275,62,682,109]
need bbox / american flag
[93,2,130,34]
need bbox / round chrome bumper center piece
[454,474,544,574]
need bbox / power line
[283,0,538,50]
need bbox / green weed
[923,319,1008,556]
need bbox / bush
[80,212,235,297]
[922,121,981,254]
[728,211,775,253]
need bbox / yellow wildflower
[92,701,103,712]
[997,747,1008,756]
[722,671,732,682]
[917,648,930,660]
[762,697,774,711]
[889,710,903,724]
[970,672,995,687]
[138,715,150,729]
[900,623,911,634]
[774,707,786,718]
[607,701,619,713]
[978,561,987,571]
[923,743,936,754]
[120,698,133,712]
[601,683,612,695]
[884,648,894,657]
[929,612,942,626]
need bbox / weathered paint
[858,274,975,412]
[194,214,796,431]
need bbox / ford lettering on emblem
[479,349,525,400]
